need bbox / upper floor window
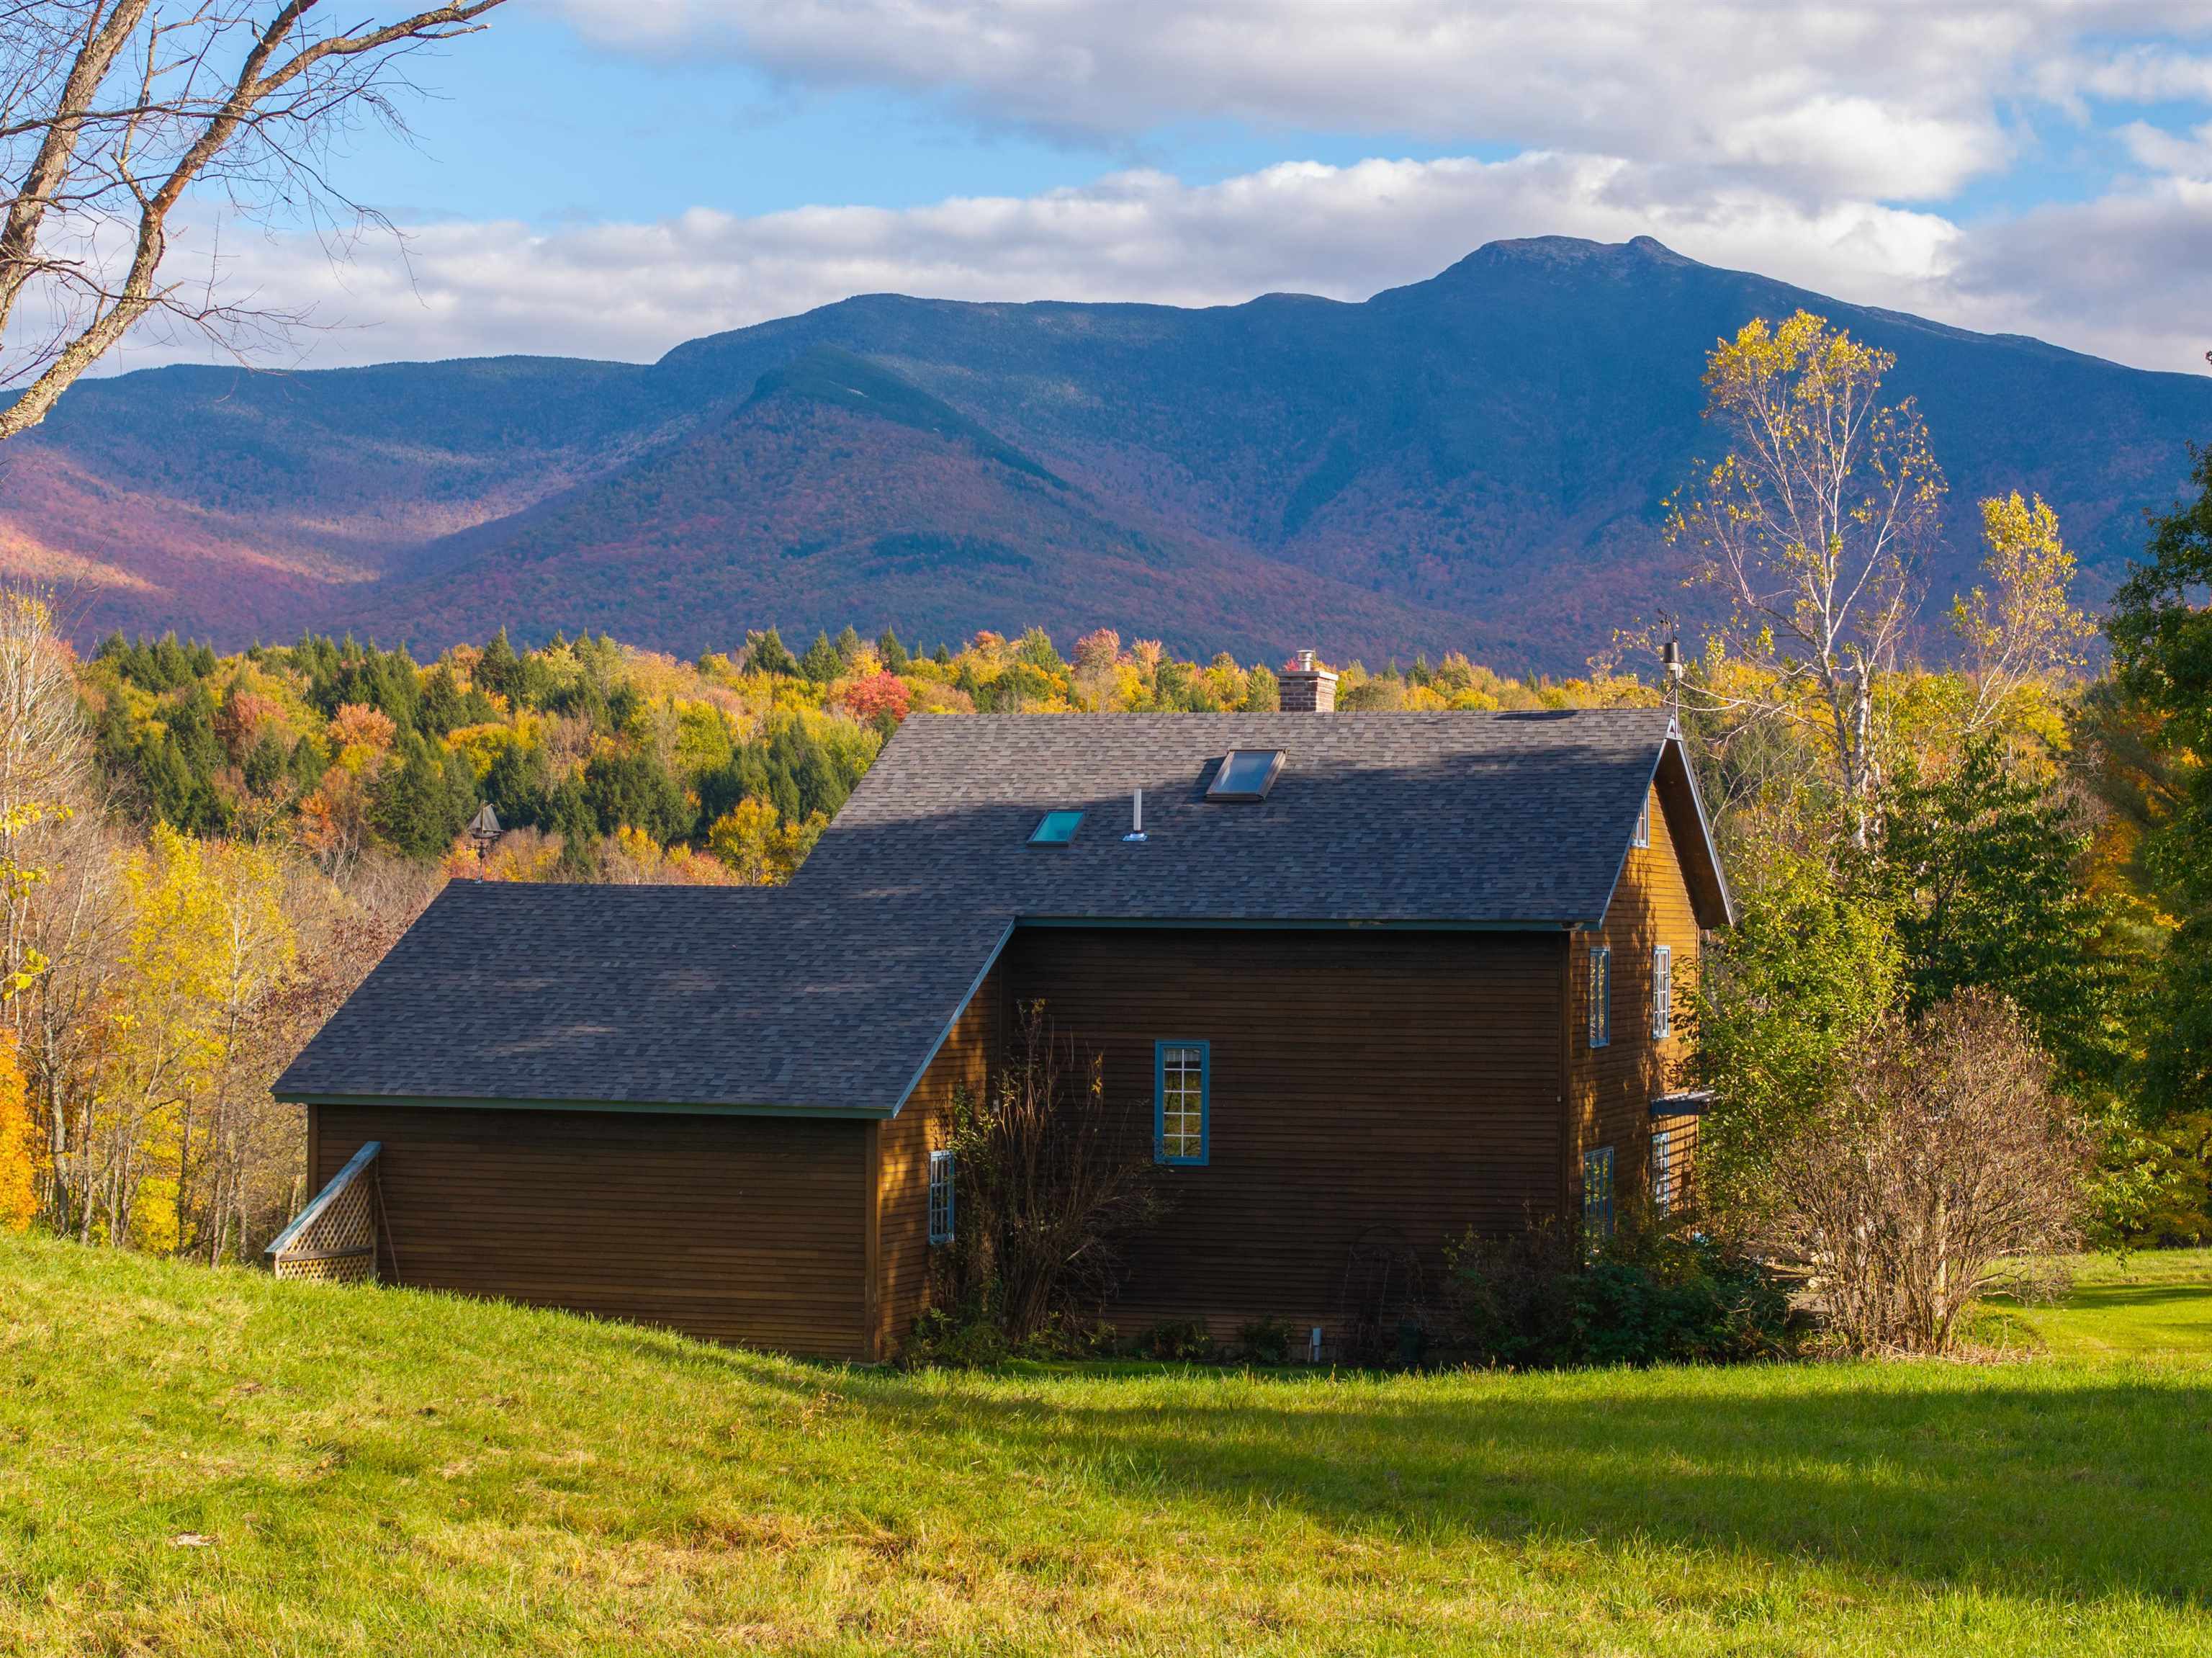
[1632,794,1651,848]
[1156,1040,1209,1165]
[1588,945,1611,1049]
[1652,944,1672,1041]
[927,1149,956,1245]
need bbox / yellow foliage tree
[1953,491,2095,736]
[706,799,826,886]
[1668,310,1946,847]
[111,824,293,1253]
[0,1033,34,1232]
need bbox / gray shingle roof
[796,709,1686,926]
[279,709,1727,1118]
[274,882,1010,1114]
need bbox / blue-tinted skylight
[1207,749,1286,802]
[1029,809,1084,846]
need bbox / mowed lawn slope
[4,1237,2211,1657]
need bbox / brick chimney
[1279,649,1338,714]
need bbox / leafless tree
[0,0,505,439]
[1668,310,1946,848]
[1763,989,2087,1355]
[942,1000,1166,1344]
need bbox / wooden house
[275,697,1732,1361]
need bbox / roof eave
[274,1090,896,1121]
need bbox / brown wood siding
[310,1103,872,1361]
[875,963,1001,1357]
[1567,780,1705,1219]
[999,926,1564,1340]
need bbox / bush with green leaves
[1443,1216,1793,1370]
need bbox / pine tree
[799,631,842,683]
[745,628,799,677]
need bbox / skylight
[1029,810,1084,846]
[1207,749,1286,802]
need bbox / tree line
[4,308,2212,1330]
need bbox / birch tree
[1951,491,2095,736]
[1668,311,1946,847]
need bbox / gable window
[1028,810,1084,846]
[1633,794,1651,848]
[1651,944,1672,1041]
[1582,1146,1616,1241]
[1155,1040,1209,1165]
[1206,749,1286,802]
[1588,945,1611,1049]
[927,1149,956,1245]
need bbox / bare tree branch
[0,0,506,440]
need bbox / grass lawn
[4,1238,2212,1655]
[1979,1248,2212,1361]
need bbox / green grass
[1981,1249,2212,1360]
[4,1237,2212,1655]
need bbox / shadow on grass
[820,1363,2212,1609]
[2056,1286,2212,1314]
[217,1267,2212,1613]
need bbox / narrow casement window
[1582,1146,1617,1241]
[1155,1040,1209,1165]
[1651,944,1672,1041]
[927,1149,956,1245]
[1652,1126,1677,1217]
[1633,794,1651,848]
[1588,945,1611,1049]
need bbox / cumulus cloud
[72,0,2212,383]
[91,146,2208,383]
[549,0,2212,203]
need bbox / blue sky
[124,1,2212,376]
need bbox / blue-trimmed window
[1633,794,1651,848]
[1651,944,1672,1040]
[927,1149,956,1245]
[1583,1145,1616,1240]
[1588,945,1611,1049]
[1029,810,1084,846]
[1155,1041,1209,1165]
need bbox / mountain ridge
[8,236,2208,668]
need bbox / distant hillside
[9,236,2209,668]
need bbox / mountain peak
[1446,233,1702,274]
[15,238,2208,671]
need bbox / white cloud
[549,0,2212,205]
[2121,119,2212,178]
[1946,175,2212,374]
[86,145,2203,386]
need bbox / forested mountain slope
[9,236,2208,668]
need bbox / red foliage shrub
[841,671,912,725]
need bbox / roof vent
[1207,749,1286,802]
[1280,650,1337,714]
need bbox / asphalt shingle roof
[279,709,1719,1117]
[796,709,1681,925]
[274,883,1010,1114]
